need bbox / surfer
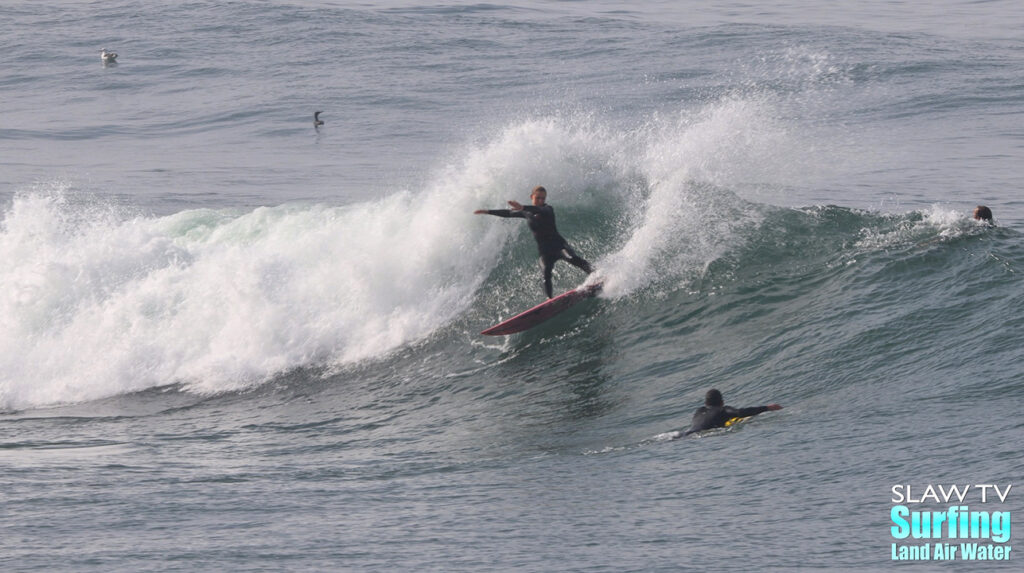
[475,186,593,298]
[684,389,782,435]
[973,205,993,224]
[314,111,324,128]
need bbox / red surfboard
[481,281,603,336]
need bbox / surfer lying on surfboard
[475,186,593,299]
[684,389,782,435]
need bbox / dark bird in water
[313,111,324,127]
[100,49,118,64]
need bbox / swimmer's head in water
[973,205,993,222]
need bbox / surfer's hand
[473,209,487,214]
[508,200,523,210]
[767,404,782,411]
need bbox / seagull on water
[314,111,324,128]
[100,49,118,64]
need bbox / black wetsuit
[683,405,772,435]
[484,205,593,298]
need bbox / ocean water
[2,1,1022,571]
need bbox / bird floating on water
[313,111,324,128]
[100,49,118,65]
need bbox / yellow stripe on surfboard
[724,416,753,428]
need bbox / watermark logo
[890,484,1012,561]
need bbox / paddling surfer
[475,186,593,298]
[684,389,782,435]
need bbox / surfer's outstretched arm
[732,404,783,418]
[474,199,530,215]
[474,208,528,218]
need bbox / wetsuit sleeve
[729,406,771,418]
[483,209,528,219]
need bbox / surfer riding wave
[475,186,593,299]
